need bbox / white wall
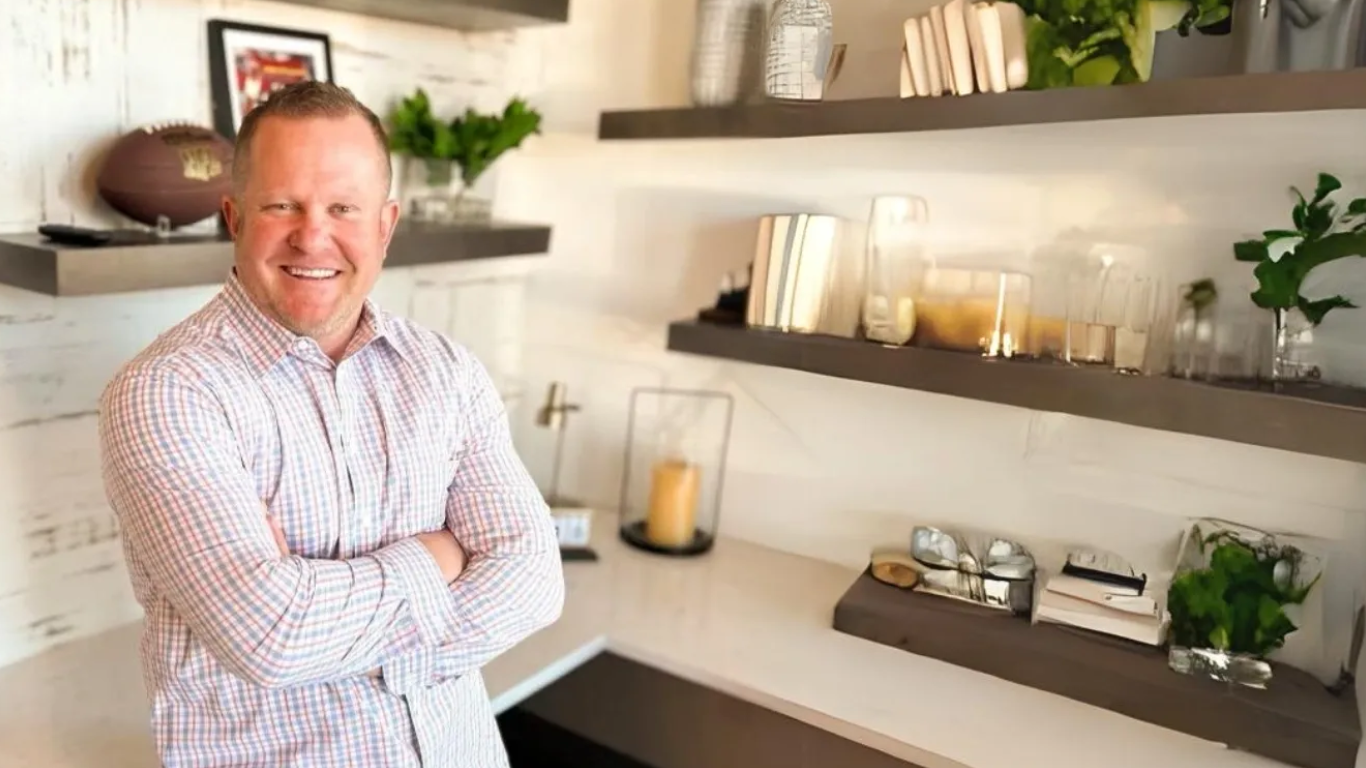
[494,0,1366,690]
[0,0,540,670]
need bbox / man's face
[222,113,399,353]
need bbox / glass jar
[914,266,1032,358]
[618,388,735,558]
[1064,243,1169,373]
[861,195,929,346]
[764,0,834,101]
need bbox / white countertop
[0,513,1335,768]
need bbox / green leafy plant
[1018,0,1230,89]
[1233,172,1366,325]
[387,88,542,189]
[1167,530,1320,657]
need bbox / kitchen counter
[0,512,1340,768]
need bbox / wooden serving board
[832,569,1360,768]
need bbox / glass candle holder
[618,388,735,557]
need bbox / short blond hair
[231,80,391,195]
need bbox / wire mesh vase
[690,0,769,106]
[763,0,834,101]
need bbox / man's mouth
[282,266,340,280]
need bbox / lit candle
[645,458,701,548]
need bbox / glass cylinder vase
[617,388,735,557]
[1270,306,1322,384]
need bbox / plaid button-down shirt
[98,273,565,768]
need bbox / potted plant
[1232,172,1366,384]
[387,88,543,223]
[1165,519,1322,688]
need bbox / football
[96,122,234,229]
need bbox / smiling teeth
[285,267,338,279]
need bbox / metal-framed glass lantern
[617,387,735,557]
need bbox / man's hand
[416,529,467,584]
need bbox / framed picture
[207,19,334,140]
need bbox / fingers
[267,514,290,556]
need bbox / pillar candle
[645,458,701,548]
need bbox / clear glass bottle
[861,195,929,346]
[764,0,834,101]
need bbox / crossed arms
[97,353,565,692]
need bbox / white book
[1036,591,1168,647]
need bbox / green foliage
[387,88,543,187]
[1183,277,1218,311]
[1175,0,1231,34]
[1167,531,1320,658]
[1017,0,1226,89]
[1233,172,1366,325]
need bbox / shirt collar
[221,270,401,377]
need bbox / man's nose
[288,209,331,254]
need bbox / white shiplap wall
[0,0,544,669]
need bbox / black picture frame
[206,19,335,140]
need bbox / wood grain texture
[666,320,1366,466]
[599,69,1366,140]
[832,570,1361,768]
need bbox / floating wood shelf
[270,0,568,31]
[0,220,551,297]
[599,69,1366,141]
[833,570,1360,768]
[666,319,1366,465]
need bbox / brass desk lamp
[535,382,597,561]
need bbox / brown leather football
[96,122,235,228]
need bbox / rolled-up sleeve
[100,368,454,689]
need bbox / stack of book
[1034,549,1169,647]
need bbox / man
[98,80,565,768]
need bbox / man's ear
[379,198,400,261]
[221,194,242,240]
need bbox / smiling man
[98,81,564,768]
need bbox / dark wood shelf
[0,220,551,297]
[833,570,1361,768]
[271,0,568,31]
[667,319,1366,465]
[599,68,1366,141]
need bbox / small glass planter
[398,155,492,224]
[1166,518,1324,690]
[617,388,735,557]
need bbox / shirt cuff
[371,537,461,649]
[380,641,436,697]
